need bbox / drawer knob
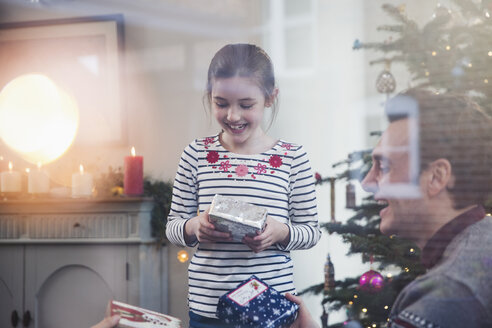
[11,310,19,327]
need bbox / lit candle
[72,164,93,198]
[124,147,143,196]
[0,156,8,172]
[28,162,50,194]
[1,161,22,193]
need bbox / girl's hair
[205,43,278,127]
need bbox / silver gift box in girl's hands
[209,194,267,241]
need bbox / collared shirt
[421,205,486,269]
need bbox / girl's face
[211,76,271,147]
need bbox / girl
[166,43,321,327]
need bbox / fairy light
[410,248,415,253]
[488,51,492,56]
[177,250,189,263]
[354,294,358,299]
[372,324,377,328]
[349,301,353,305]
[431,51,437,56]
[362,308,368,313]
[486,213,491,216]
[484,79,489,84]
[445,45,451,50]
[468,63,473,68]
[404,267,410,272]
[384,305,389,310]
[387,273,393,278]
[425,71,430,76]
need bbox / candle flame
[8,161,12,171]
[131,147,136,157]
[79,164,84,174]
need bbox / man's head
[362,88,492,242]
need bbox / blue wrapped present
[216,275,299,328]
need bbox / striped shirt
[166,134,321,318]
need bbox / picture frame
[0,14,126,146]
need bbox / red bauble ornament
[359,270,384,292]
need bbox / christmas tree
[301,1,492,327]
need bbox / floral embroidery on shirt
[254,163,267,174]
[204,137,214,146]
[269,155,283,168]
[207,151,219,164]
[219,160,232,172]
[235,164,248,177]
[281,143,292,150]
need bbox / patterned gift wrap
[110,300,181,328]
[209,194,268,241]
[216,275,299,328]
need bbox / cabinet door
[24,245,127,328]
[0,246,23,328]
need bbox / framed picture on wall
[0,14,126,146]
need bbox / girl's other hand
[185,208,232,244]
[243,217,289,253]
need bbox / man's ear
[426,158,453,197]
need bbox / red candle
[124,147,143,196]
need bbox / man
[290,89,492,327]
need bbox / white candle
[28,163,50,194]
[1,161,22,193]
[72,164,93,198]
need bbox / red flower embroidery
[281,143,292,150]
[254,163,267,174]
[204,137,214,146]
[235,164,248,177]
[219,160,232,172]
[269,155,283,168]
[207,151,219,164]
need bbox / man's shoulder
[389,217,492,327]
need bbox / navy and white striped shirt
[166,134,321,318]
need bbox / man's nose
[361,166,378,194]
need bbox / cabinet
[0,198,168,328]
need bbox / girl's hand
[243,217,290,253]
[184,209,232,244]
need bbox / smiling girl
[166,43,321,327]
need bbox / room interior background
[0,0,444,326]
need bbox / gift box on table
[216,275,299,328]
[209,194,268,241]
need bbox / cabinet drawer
[27,214,129,238]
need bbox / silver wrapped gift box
[209,194,267,241]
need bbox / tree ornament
[432,2,451,20]
[324,253,335,293]
[359,270,384,292]
[346,182,356,209]
[329,177,336,222]
[375,60,396,94]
